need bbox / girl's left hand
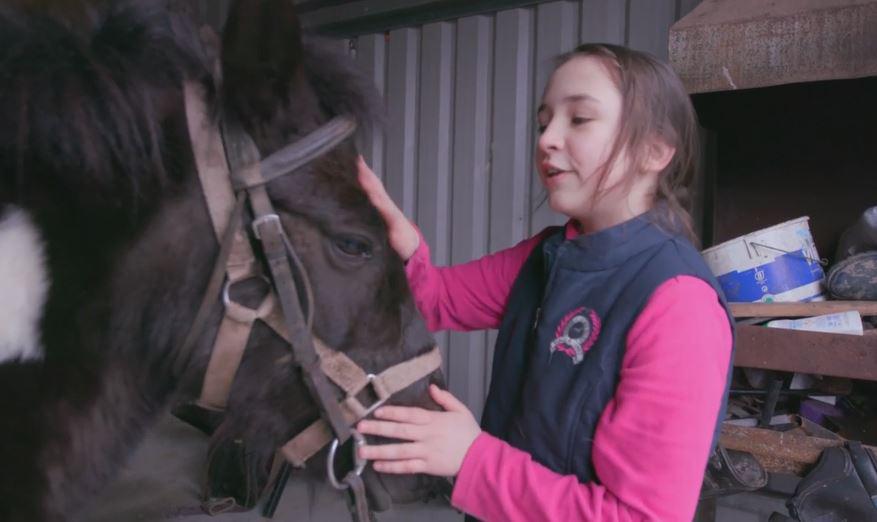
[356,384,481,477]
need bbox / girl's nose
[537,120,562,153]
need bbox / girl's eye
[537,124,547,133]
[333,235,373,258]
[571,116,591,126]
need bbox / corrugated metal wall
[199,0,702,419]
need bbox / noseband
[178,81,442,521]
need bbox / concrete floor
[83,412,806,522]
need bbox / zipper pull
[532,307,542,332]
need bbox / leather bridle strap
[261,303,442,466]
[221,117,374,522]
[220,116,354,444]
[278,344,442,467]
[231,115,356,190]
[170,191,245,379]
[182,81,269,410]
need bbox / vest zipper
[536,243,564,326]
[532,306,542,333]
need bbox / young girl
[356,43,734,521]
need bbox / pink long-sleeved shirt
[405,223,732,521]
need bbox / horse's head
[174,0,446,511]
[0,0,444,516]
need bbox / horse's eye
[333,235,373,259]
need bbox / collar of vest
[551,211,678,270]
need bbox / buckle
[252,214,281,240]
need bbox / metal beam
[731,301,877,319]
[298,0,543,37]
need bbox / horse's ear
[220,0,304,113]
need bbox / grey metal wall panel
[447,15,493,421]
[580,0,627,44]
[491,9,534,263]
[385,29,421,217]
[677,0,702,19]
[416,22,456,371]
[628,0,677,60]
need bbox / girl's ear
[641,135,675,174]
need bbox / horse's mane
[300,37,385,133]
[0,0,383,223]
[0,0,209,219]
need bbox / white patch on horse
[0,207,49,363]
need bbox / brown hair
[553,43,700,244]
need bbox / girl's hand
[356,384,481,477]
[356,156,420,261]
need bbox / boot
[785,442,877,521]
[700,445,768,499]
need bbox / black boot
[785,442,877,521]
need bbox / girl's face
[536,55,649,231]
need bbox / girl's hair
[554,43,700,244]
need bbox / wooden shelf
[731,301,877,318]
[734,325,877,381]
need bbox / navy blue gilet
[480,213,735,483]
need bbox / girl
[356,43,734,521]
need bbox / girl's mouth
[545,167,572,179]
[544,165,572,178]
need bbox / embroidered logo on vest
[549,307,601,364]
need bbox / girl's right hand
[356,156,420,261]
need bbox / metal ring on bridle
[326,429,367,490]
[221,274,272,308]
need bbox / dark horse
[0,1,443,520]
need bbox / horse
[0,1,444,520]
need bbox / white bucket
[702,217,826,303]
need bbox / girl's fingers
[356,157,392,204]
[372,405,432,424]
[355,156,377,188]
[371,459,428,474]
[357,418,424,441]
[428,384,467,413]
[358,442,425,461]
[355,156,419,261]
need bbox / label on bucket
[702,217,826,303]
[716,249,825,302]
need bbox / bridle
[176,80,442,521]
